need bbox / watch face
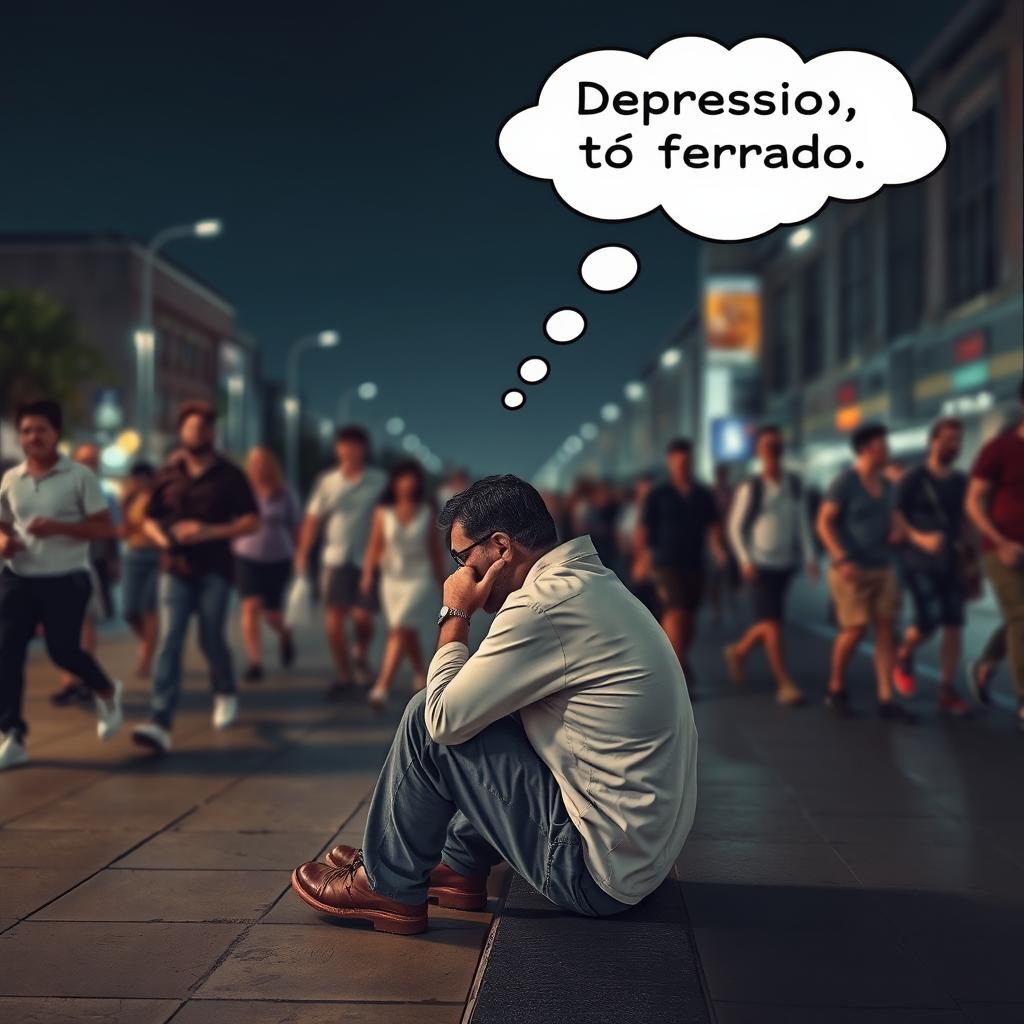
[437,605,450,625]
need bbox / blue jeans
[362,689,631,917]
[151,571,235,728]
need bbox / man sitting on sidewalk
[291,474,698,934]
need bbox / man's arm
[425,600,566,746]
[726,481,753,576]
[294,513,321,572]
[27,509,114,541]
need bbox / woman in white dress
[360,460,446,710]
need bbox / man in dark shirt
[893,417,971,716]
[639,438,726,695]
[132,401,259,752]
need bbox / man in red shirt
[966,379,1024,730]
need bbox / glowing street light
[624,381,646,402]
[601,402,621,423]
[788,226,814,250]
[660,348,682,369]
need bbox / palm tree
[0,288,106,427]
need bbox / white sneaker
[0,733,28,771]
[95,679,124,741]
[212,695,238,730]
[131,722,172,753]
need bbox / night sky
[1,0,966,479]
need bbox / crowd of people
[0,378,1021,770]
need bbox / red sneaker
[938,693,971,718]
[892,660,916,698]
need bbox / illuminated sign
[942,390,994,416]
[703,275,761,358]
[835,406,862,432]
[952,362,989,392]
[711,416,755,462]
[953,330,988,365]
[836,381,858,406]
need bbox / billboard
[703,274,761,360]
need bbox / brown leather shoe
[291,852,427,935]
[325,843,488,912]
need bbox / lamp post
[135,219,223,459]
[285,329,340,490]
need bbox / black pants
[0,568,114,740]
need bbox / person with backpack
[723,425,817,706]
[891,417,973,716]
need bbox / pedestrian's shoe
[938,692,971,718]
[367,687,388,713]
[94,679,124,741]
[326,679,354,701]
[723,644,745,687]
[212,695,238,730]
[325,843,488,912]
[825,689,856,718]
[775,679,806,707]
[50,680,93,707]
[0,733,28,771]
[878,700,917,724]
[291,852,428,935]
[132,722,172,753]
[892,657,917,698]
[968,658,992,707]
[279,629,295,668]
[243,664,264,684]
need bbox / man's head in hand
[439,475,558,615]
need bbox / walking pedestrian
[638,439,728,695]
[708,463,738,624]
[131,401,259,753]
[49,442,121,705]
[289,475,697,934]
[723,425,817,706]
[816,423,914,722]
[0,399,124,770]
[294,424,385,698]
[234,446,301,683]
[965,379,1024,730]
[615,474,660,618]
[891,418,973,716]
[360,460,446,710]
[119,461,161,678]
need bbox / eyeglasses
[450,534,494,567]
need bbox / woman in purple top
[234,447,301,682]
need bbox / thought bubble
[519,357,550,384]
[579,244,639,291]
[545,307,587,343]
[502,388,525,410]
[498,36,947,241]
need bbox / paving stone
[116,829,328,870]
[174,999,462,1023]
[676,838,858,887]
[0,829,150,868]
[0,866,96,919]
[196,923,488,1002]
[32,868,289,922]
[0,768,104,825]
[0,921,243,997]
[0,997,181,1024]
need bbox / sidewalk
[0,616,506,1024]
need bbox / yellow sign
[703,275,761,356]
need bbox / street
[0,583,1021,1023]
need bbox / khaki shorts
[828,566,900,629]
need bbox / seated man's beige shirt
[425,535,698,905]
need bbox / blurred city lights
[788,225,814,249]
[601,402,621,423]
[386,416,405,436]
[317,330,340,347]
[319,418,333,439]
[133,328,155,355]
[193,219,223,237]
[357,381,378,400]
[660,347,682,368]
[116,429,141,455]
[403,433,420,452]
[624,381,646,402]
[564,435,584,455]
[580,422,599,441]
[283,396,299,417]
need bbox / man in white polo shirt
[290,475,697,934]
[0,399,124,770]
[294,424,386,697]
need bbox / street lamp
[285,329,340,489]
[135,218,223,458]
[624,381,646,402]
[336,380,378,425]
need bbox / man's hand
[917,532,945,556]
[996,539,1024,568]
[740,562,758,584]
[170,520,210,545]
[0,533,25,558]
[26,517,65,538]
[443,558,507,617]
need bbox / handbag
[921,475,983,601]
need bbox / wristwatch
[437,605,471,628]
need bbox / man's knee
[399,687,430,741]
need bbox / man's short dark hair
[334,424,370,447]
[437,474,557,550]
[929,416,962,442]
[666,437,692,455]
[851,422,887,453]
[15,399,62,433]
[129,460,156,478]
[755,423,782,443]
[177,399,217,427]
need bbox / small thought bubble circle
[579,245,640,292]
[519,357,550,384]
[502,388,525,410]
[544,307,587,344]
